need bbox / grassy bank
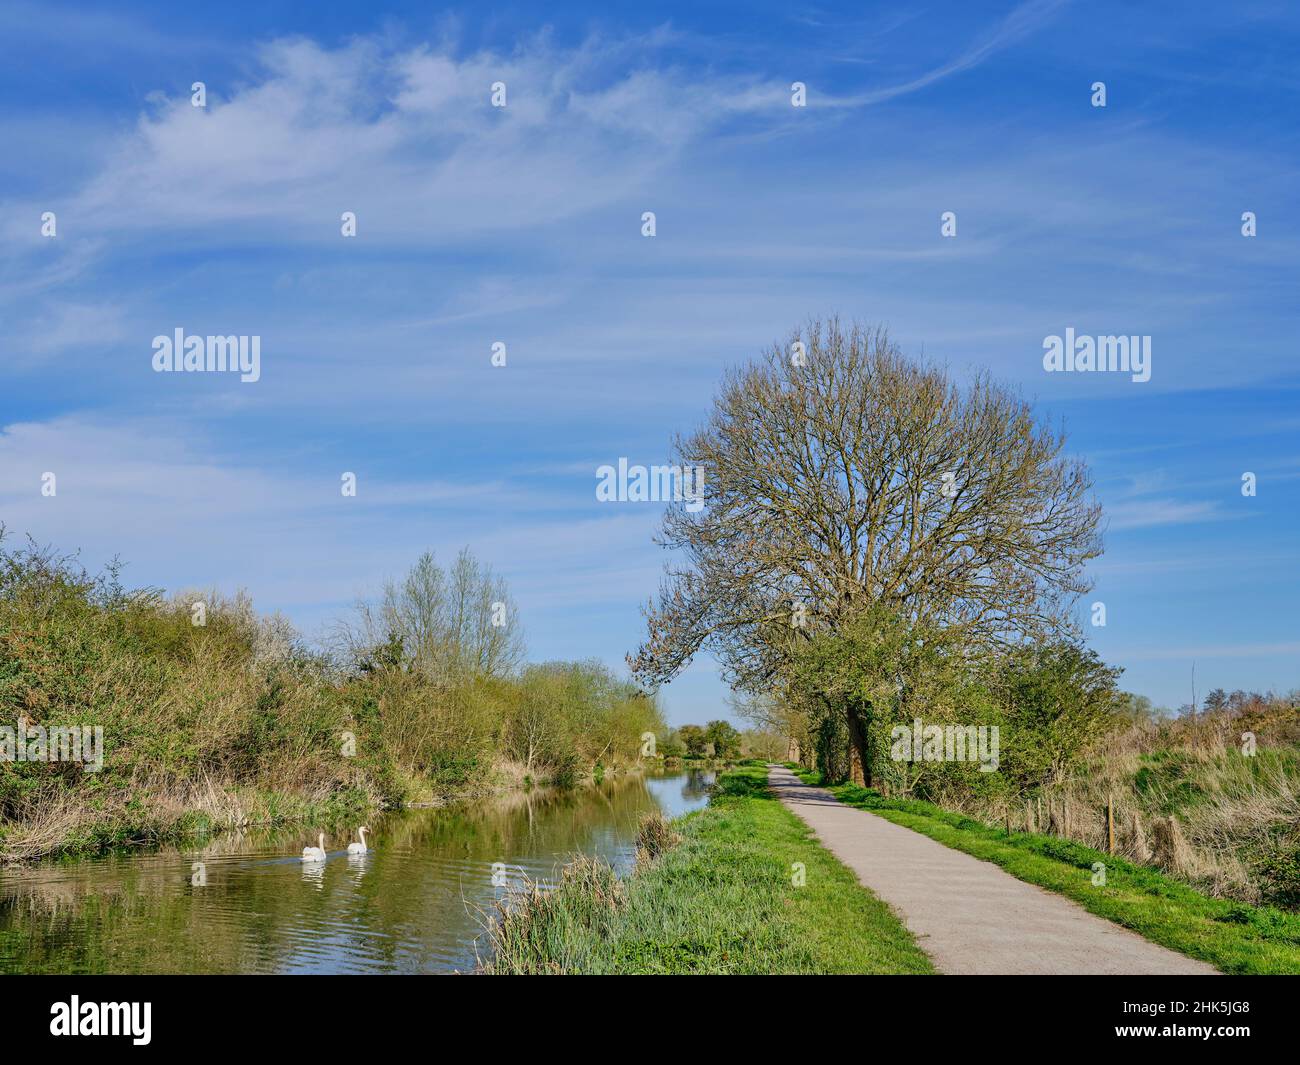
[1029,704,1300,909]
[791,767,1300,975]
[881,702,1300,910]
[483,765,935,974]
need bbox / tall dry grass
[942,699,1300,907]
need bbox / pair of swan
[300,827,369,861]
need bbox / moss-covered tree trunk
[845,703,872,787]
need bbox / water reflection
[0,770,714,974]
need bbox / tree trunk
[845,705,872,787]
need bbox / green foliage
[813,709,850,783]
[787,605,1122,804]
[1132,750,1207,815]
[985,641,1123,790]
[484,766,935,975]
[0,534,663,861]
[703,719,741,758]
[788,606,969,788]
[548,753,581,790]
[502,660,664,775]
[659,731,686,759]
[1257,843,1300,909]
[677,724,708,757]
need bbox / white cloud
[828,0,1069,107]
[62,34,787,246]
[1105,498,1226,530]
[18,301,125,361]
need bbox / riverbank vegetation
[1001,696,1300,910]
[483,765,934,974]
[0,532,663,862]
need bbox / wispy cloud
[50,35,793,244]
[16,301,125,362]
[827,0,1069,107]
[1105,498,1227,530]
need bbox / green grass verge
[787,766,1300,975]
[483,766,936,974]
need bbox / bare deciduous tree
[343,547,524,683]
[630,319,1103,772]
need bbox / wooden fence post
[1106,793,1115,855]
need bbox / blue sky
[1,1,1297,724]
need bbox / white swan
[347,827,369,855]
[301,832,327,862]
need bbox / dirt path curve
[768,765,1218,975]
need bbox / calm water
[0,770,714,974]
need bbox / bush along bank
[0,535,664,862]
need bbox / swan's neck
[318,833,325,851]
[359,828,367,846]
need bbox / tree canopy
[630,319,1107,785]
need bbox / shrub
[0,531,666,861]
[1257,843,1300,909]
